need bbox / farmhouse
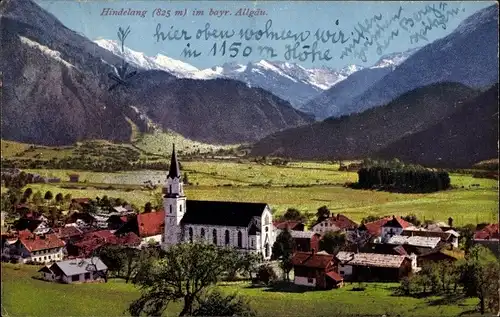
[287,230,321,253]
[9,231,65,263]
[38,257,108,283]
[336,251,413,282]
[162,145,276,259]
[291,250,344,289]
[311,214,357,234]
[417,248,464,267]
[473,223,499,257]
[359,216,412,242]
[402,226,460,248]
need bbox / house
[291,250,343,289]
[55,226,84,243]
[112,206,130,214]
[336,251,413,282]
[402,226,460,248]
[311,214,357,234]
[273,220,305,231]
[162,145,276,259]
[359,216,411,242]
[473,223,499,257]
[38,257,108,283]
[106,214,130,230]
[12,218,51,235]
[138,211,165,246]
[276,230,321,252]
[386,235,442,250]
[68,174,80,183]
[417,248,465,267]
[114,211,165,246]
[67,230,141,257]
[9,231,65,263]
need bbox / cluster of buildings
[1,146,498,289]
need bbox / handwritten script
[103,3,465,63]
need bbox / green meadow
[1,263,482,317]
[18,160,499,226]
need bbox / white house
[10,232,65,263]
[162,145,276,259]
[311,214,357,235]
[38,257,108,283]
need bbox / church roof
[182,200,268,227]
[168,144,181,179]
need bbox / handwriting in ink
[153,23,191,42]
[239,19,311,42]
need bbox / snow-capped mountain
[197,60,363,107]
[94,39,200,77]
[94,39,363,108]
[301,47,420,119]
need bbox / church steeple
[168,143,181,179]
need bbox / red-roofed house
[273,220,305,231]
[359,216,412,242]
[291,250,344,289]
[137,211,165,246]
[311,214,357,234]
[68,230,141,257]
[10,233,66,263]
[473,223,499,257]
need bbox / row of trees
[1,158,172,172]
[351,166,451,193]
[399,245,499,315]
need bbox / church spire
[168,143,181,179]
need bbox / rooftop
[292,251,334,269]
[39,257,107,276]
[336,251,408,268]
[386,235,441,248]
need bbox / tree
[191,289,256,317]
[402,214,421,227]
[144,202,153,213]
[23,188,33,199]
[32,191,43,205]
[315,206,330,223]
[44,191,53,201]
[458,245,500,315]
[55,193,64,204]
[282,208,305,222]
[255,264,277,285]
[63,193,72,203]
[128,242,240,317]
[271,228,295,281]
[361,215,382,224]
[346,229,372,253]
[319,231,345,255]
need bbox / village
[1,147,498,293]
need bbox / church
[162,145,276,260]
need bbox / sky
[35,0,494,70]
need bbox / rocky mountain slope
[1,0,311,146]
[300,48,419,119]
[341,4,499,116]
[374,84,498,168]
[250,83,480,162]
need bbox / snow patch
[20,36,75,69]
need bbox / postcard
[1,0,498,316]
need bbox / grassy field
[19,161,498,226]
[133,131,240,156]
[1,263,481,317]
[1,131,239,162]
